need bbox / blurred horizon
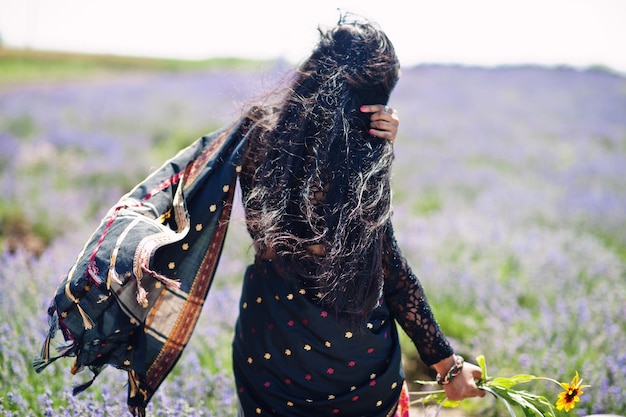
[0,0,625,74]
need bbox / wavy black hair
[242,16,400,326]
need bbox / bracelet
[436,355,464,385]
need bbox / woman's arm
[382,223,485,400]
[381,223,454,364]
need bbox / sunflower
[556,371,590,412]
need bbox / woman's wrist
[433,355,456,375]
[434,354,465,385]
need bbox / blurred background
[1,1,625,416]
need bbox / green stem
[529,376,562,386]
[409,389,446,396]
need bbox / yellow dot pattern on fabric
[234,262,404,416]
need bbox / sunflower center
[565,388,579,401]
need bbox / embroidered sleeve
[382,222,454,366]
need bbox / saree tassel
[32,333,52,372]
[107,267,124,289]
[87,263,104,286]
[64,280,94,329]
[128,370,148,417]
[70,358,83,375]
[135,278,149,308]
[128,405,146,417]
[33,342,75,372]
[72,377,96,396]
[76,303,94,330]
[141,265,181,291]
[72,367,101,396]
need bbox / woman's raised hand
[360,104,399,143]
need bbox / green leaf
[442,399,462,408]
[414,379,440,386]
[476,354,488,381]
[509,374,539,385]
[488,375,537,389]
[481,386,518,417]
[489,377,519,389]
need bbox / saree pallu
[34,118,249,416]
[233,260,405,417]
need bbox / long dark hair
[242,17,400,326]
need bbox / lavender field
[0,54,625,416]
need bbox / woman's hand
[433,356,486,401]
[360,104,399,143]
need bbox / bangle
[436,355,464,385]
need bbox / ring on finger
[384,105,392,114]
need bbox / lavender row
[1,64,625,415]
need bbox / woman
[233,16,484,417]
[33,14,484,417]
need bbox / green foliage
[2,115,37,138]
[412,189,443,215]
[149,123,222,164]
[0,47,270,84]
[414,355,586,417]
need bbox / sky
[0,0,625,73]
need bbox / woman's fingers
[360,104,399,142]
